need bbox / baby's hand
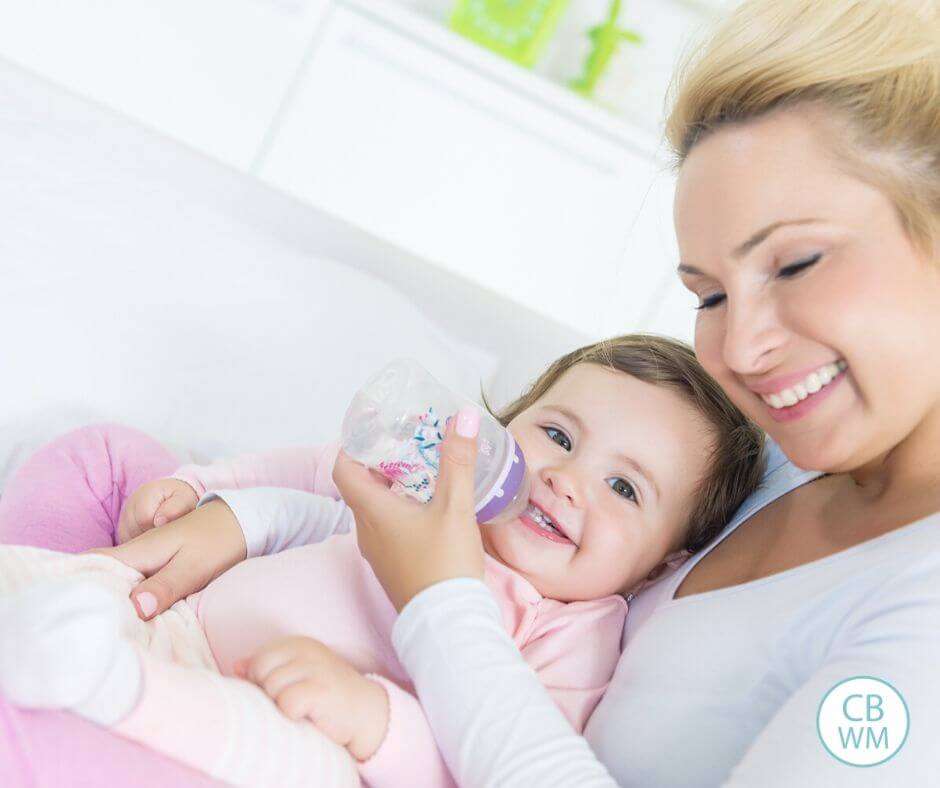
[117,478,199,543]
[234,636,389,762]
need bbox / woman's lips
[763,367,847,422]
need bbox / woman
[334,0,940,784]
[3,0,938,785]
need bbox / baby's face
[481,363,714,602]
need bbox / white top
[391,446,940,786]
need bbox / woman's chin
[773,431,861,474]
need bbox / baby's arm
[238,636,456,788]
[102,488,354,621]
[173,443,341,501]
[201,487,354,558]
[113,651,360,788]
[119,443,341,542]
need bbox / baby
[0,335,764,788]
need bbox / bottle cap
[475,437,527,523]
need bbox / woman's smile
[748,360,849,422]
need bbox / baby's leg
[0,576,142,726]
[0,424,177,551]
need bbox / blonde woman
[332,1,940,785]
[3,1,935,786]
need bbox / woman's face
[675,109,940,473]
[481,363,711,602]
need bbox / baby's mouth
[521,503,576,545]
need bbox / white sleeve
[724,552,940,786]
[199,488,355,558]
[391,579,618,788]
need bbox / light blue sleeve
[199,488,354,557]
[392,580,618,788]
[724,551,940,786]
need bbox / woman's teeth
[761,360,847,409]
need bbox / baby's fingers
[153,486,198,527]
[117,486,161,543]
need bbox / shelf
[369,0,713,155]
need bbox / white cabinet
[0,0,331,169]
[257,1,676,336]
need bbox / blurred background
[0,0,738,473]
[0,0,736,343]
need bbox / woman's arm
[393,581,618,787]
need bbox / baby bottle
[340,359,529,524]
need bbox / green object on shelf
[570,0,642,97]
[450,0,572,68]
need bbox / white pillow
[0,66,497,484]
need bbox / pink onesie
[117,443,627,786]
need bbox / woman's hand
[333,407,486,611]
[117,478,199,543]
[87,499,247,620]
[234,636,389,762]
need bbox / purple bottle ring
[475,438,527,523]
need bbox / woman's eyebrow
[678,217,823,273]
[732,217,821,258]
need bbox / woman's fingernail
[153,515,167,527]
[136,591,158,618]
[455,407,480,438]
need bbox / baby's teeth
[805,373,822,394]
[781,389,798,406]
[769,394,784,409]
[793,384,808,401]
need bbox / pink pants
[0,424,223,788]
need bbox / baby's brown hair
[490,334,765,553]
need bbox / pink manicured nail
[136,591,158,618]
[455,407,480,438]
[152,514,167,527]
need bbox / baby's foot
[0,578,142,725]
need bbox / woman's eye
[543,427,571,451]
[778,252,822,279]
[607,477,637,502]
[695,293,726,311]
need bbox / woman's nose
[721,294,787,376]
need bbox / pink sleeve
[520,596,627,733]
[357,675,455,788]
[171,443,341,499]
[114,653,359,786]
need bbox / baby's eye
[543,427,571,451]
[607,477,637,503]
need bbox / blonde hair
[490,335,765,554]
[666,0,940,251]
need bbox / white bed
[0,58,587,488]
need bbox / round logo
[817,677,909,767]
